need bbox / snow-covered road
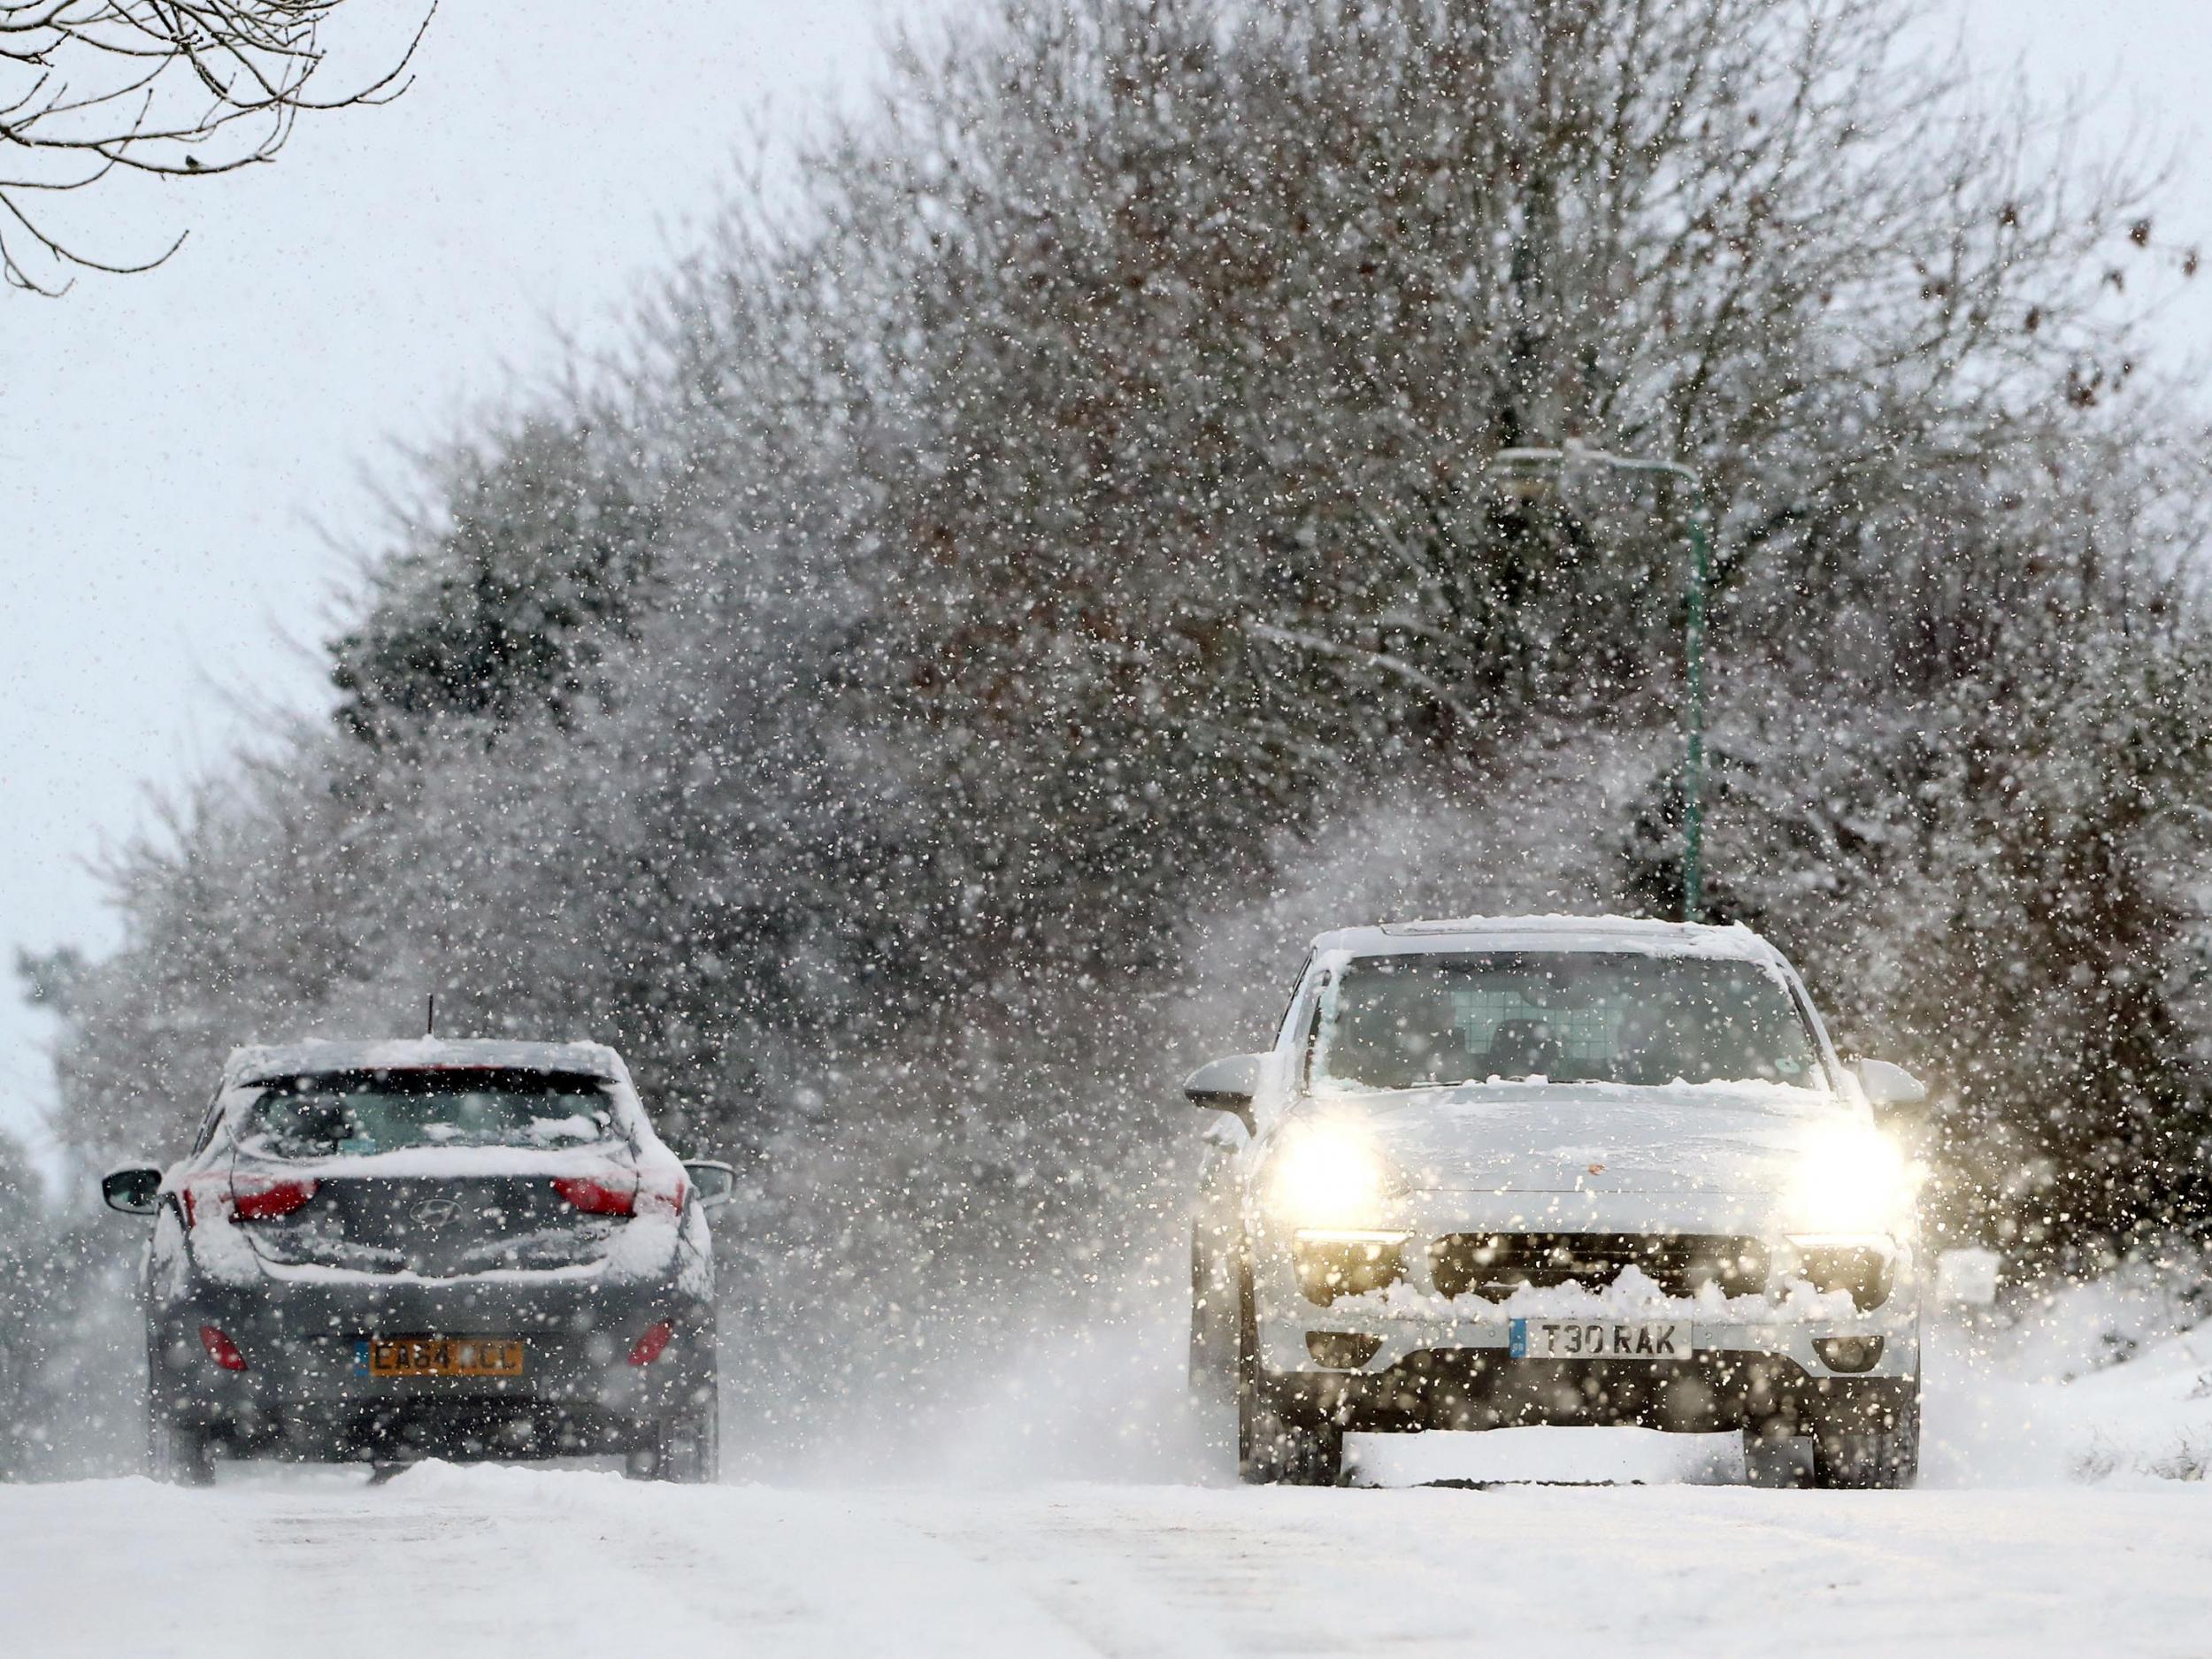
[11,1295,2212,1657]
[5,1461,2208,1659]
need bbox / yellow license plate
[361,1337,525,1378]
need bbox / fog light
[1813,1336,1885,1374]
[1306,1332,1383,1370]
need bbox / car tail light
[199,1325,248,1371]
[553,1177,636,1216]
[627,1322,674,1366]
[230,1179,319,1222]
[180,1174,226,1228]
[180,1176,317,1226]
[555,1172,687,1217]
[639,1171,687,1217]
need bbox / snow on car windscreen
[1315,952,1824,1091]
[237,1070,618,1157]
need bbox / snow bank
[1924,1258,2212,1487]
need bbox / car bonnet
[1311,1079,1856,1196]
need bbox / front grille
[1796,1244,1892,1310]
[1294,1233,1408,1305]
[1305,1331,1385,1369]
[1429,1233,1769,1302]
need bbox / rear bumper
[152,1274,712,1458]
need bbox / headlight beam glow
[1789,1124,1914,1234]
[1267,1123,1394,1227]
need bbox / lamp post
[1488,442,1715,924]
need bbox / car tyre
[1741,1424,1812,1488]
[1235,1261,1342,1486]
[149,1408,214,1487]
[1189,1224,1237,1406]
[631,1402,719,1484]
[1809,1384,1919,1490]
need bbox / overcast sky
[0,0,913,1169]
[4,0,2210,1179]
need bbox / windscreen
[237,1069,619,1157]
[1314,952,1824,1091]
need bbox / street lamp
[1487,442,1715,924]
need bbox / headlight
[1788,1124,1913,1234]
[1266,1122,1396,1226]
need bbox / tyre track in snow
[217,1468,1102,1659]
[902,1491,1381,1658]
[6,1468,2212,1657]
[889,1483,2212,1659]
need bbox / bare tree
[0,0,435,292]
[30,0,2212,1416]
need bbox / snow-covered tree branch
[27,0,2212,1465]
[0,0,434,291]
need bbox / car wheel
[1809,1383,1920,1490]
[1189,1225,1236,1405]
[1741,1422,1812,1488]
[149,1407,214,1487]
[1235,1261,1342,1486]
[630,1402,719,1484]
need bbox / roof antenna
[426,994,436,1039]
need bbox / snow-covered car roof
[221,1038,631,1090]
[1310,914,1793,968]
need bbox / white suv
[1187,916,1925,1488]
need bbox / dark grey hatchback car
[102,1039,734,1485]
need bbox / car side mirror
[1852,1059,1928,1122]
[1184,1053,1265,1135]
[102,1165,164,1218]
[683,1160,738,1211]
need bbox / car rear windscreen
[237,1070,618,1157]
[1314,952,1824,1091]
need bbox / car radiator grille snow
[1428,1233,1769,1302]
